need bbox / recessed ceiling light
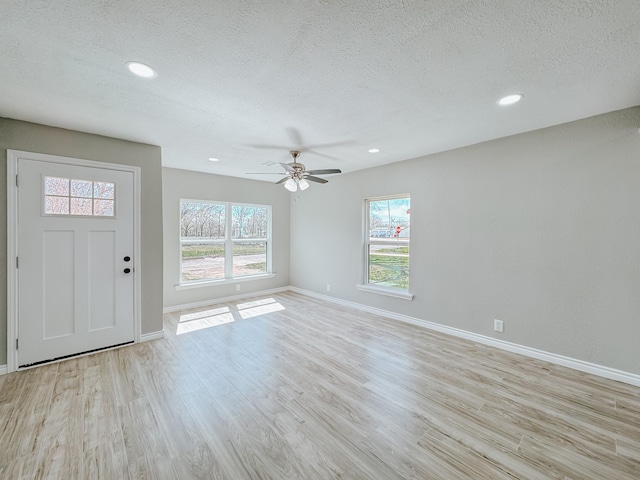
[126,61,157,78]
[498,94,523,106]
[368,148,380,153]
[208,157,219,162]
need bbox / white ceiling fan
[247,150,342,192]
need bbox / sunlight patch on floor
[179,306,230,322]
[236,297,285,319]
[177,307,235,335]
[174,298,286,335]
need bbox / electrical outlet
[326,284,331,292]
[236,284,241,292]
[494,319,504,333]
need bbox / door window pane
[70,198,92,215]
[71,179,93,198]
[44,177,115,217]
[44,177,69,196]
[94,182,115,199]
[45,196,69,215]
[94,200,114,216]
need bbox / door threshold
[18,340,135,369]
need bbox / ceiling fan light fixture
[262,149,341,191]
[298,179,309,190]
[368,148,380,153]
[284,178,297,192]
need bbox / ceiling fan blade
[285,127,304,147]
[279,162,296,173]
[305,150,343,162]
[275,177,289,184]
[304,139,355,150]
[305,169,342,175]
[306,175,329,184]
[245,172,288,175]
[246,144,290,150]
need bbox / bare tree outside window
[180,200,271,282]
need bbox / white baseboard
[163,287,290,314]
[289,287,640,387]
[140,331,165,342]
[0,365,7,376]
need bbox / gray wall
[162,167,290,308]
[291,107,640,375]
[0,117,164,364]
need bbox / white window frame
[358,194,413,300]
[177,199,273,288]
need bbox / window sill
[356,284,414,300]
[175,273,276,290]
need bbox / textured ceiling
[1,1,639,181]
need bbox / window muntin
[365,195,410,290]
[44,176,115,216]
[180,200,271,283]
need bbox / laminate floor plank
[178,390,246,476]
[617,435,640,463]
[416,426,534,480]
[518,434,639,480]
[3,364,59,461]
[83,438,130,480]
[0,291,639,478]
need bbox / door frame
[6,150,142,373]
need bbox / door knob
[124,268,131,274]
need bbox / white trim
[140,331,165,342]
[0,365,7,376]
[7,153,18,373]
[6,150,142,372]
[133,163,142,344]
[289,287,640,387]
[163,286,289,314]
[175,273,277,290]
[356,284,414,300]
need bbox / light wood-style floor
[1,291,639,479]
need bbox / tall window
[365,195,410,290]
[180,200,271,283]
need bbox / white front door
[17,158,135,367]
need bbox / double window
[365,195,410,291]
[180,200,271,283]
